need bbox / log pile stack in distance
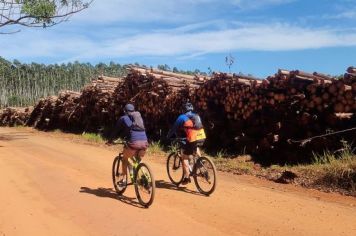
[193,68,355,162]
[0,106,33,127]
[112,67,209,137]
[26,76,122,131]
[1,66,355,162]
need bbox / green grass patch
[13,124,26,128]
[148,141,164,155]
[297,143,356,193]
[264,142,356,195]
[207,142,356,195]
[81,132,106,143]
[212,155,257,175]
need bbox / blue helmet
[184,102,194,112]
[124,103,135,113]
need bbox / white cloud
[2,22,356,62]
[100,24,356,57]
[72,0,216,24]
[71,0,296,24]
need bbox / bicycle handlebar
[106,139,128,145]
[169,138,187,147]
[114,140,127,145]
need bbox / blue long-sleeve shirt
[167,111,195,139]
[111,115,147,142]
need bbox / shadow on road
[79,186,144,209]
[155,180,203,196]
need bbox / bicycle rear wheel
[166,152,184,186]
[112,155,128,195]
[193,156,217,196]
[134,163,155,208]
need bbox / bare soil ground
[0,127,356,236]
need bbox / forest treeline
[0,57,208,108]
[0,57,126,107]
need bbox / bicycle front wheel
[193,156,217,196]
[112,155,128,195]
[134,163,155,208]
[166,152,184,186]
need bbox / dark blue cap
[124,103,135,112]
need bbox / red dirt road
[0,127,355,236]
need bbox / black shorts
[182,140,205,155]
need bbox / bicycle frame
[171,140,203,176]
[121,153,141,184]
[167,139,217,195]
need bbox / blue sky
[1,0,356,77]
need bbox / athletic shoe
[181,177,191,185]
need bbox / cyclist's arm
[167,115,186,139]
[107,116,127,143]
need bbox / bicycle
[166,138,217,196]
[112,142,155,208]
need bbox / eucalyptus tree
[0,57,127,108]
[0,0,92,33]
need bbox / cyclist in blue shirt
[107,104,148,182]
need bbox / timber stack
[72,76,123,131]
[343,66,356,85]
[0,66,354,162]
[26,91,81,130]
[192,68,355,162]
[0,107,33,127]
[26,75,122,131]
[113,66,209,137]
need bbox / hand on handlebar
[105,138,128,146]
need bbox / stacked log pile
[258,70,355,162]
[113,66,209,137]
[192,69,355,162]
[26,76,122,131]
[26,91,81,130]
[26,96,58,129]
[73,76,123,131]
[0,66,354,162]
[0,107,33,126]
[343,66,356,85]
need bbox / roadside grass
[207,143,356,195]
[81,132,106,143]
[205,149,257,175]
[13,124,26,128]
[213,156,256,175]
[292,143,356,193]
[148,141,164,155]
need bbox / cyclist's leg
[122,146,136,176]
[195,139,205,157]
[137,141,148,160]
[181,153,190,178]
[181,142,195,182]
[137,148,146,161]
